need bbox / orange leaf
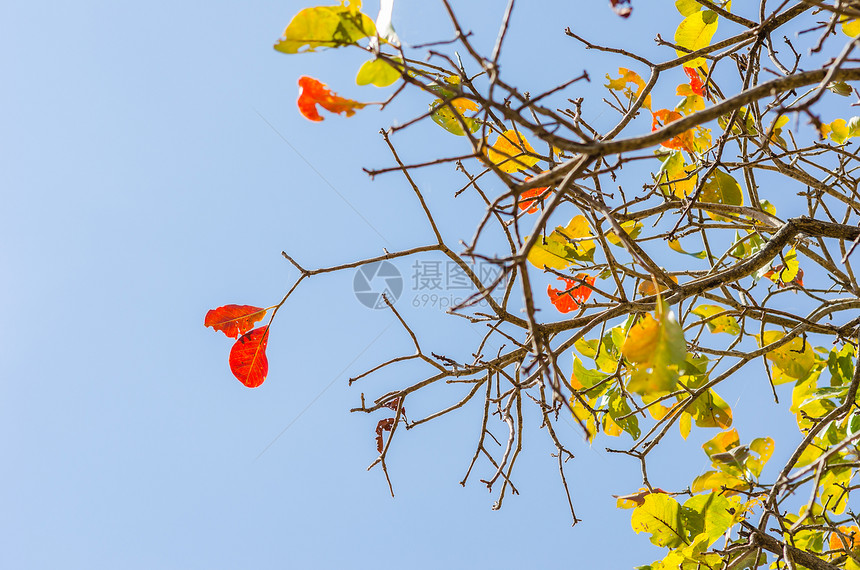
[297,76,366,122]
[830,525,860,552]
[548,274,595,313]
[652,109,695,152]
[229,327,270,388]
[205,304,267,339]
[683,67,706,97]
[519,185,550,213]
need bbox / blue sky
[0,1,828,568]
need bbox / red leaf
[205,305,267,339]
[652,109,695,152]
[229,327,270,388]
[548,274,595,313]
[518,185,550,213]
[683,67,706,97]
[297,76,366,122]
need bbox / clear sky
[0,1,818,568]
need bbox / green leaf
[828,344,856,386]
[701,170,743,216]
[631,494,687,548]
[572,357,609,389]
[848,411,860,438]
[429,98,480,136]
[274,3,376,54]
[356,57,402,87]
[674,10,719,68]
[575,336,618,373]
[682,493,734,545]
[606,387,641,439]
[691,305,740,335]
[688,388,733,429]
[731,231,765,260]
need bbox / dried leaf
[375,417,395,452]
[609,0,633,18]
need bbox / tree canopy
[207,1,860,568]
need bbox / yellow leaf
[688,389,733,429]
[275,3,376,54]
[702,428,739,458]
[526,215,595,269]
[829,118,850,144]
[820,467,853,514]
[637,275,678,297]
[691,305,740,335]
[606,219,643,246]
[668,238,707,259]
[691,470,748,495]
[605,68,652,110]
[826,117,860,144]
[622,314,660,363]
[556,215,597,261]
[486,130,539,173]
[631,494,686,548]
[657,151,697,199]
[675,0,702,16]
[679,412,692,439]
[624,302,687,396]
[356,57,402,87]
[526,233,577,270]
[746,437,774,477]
[769,247,799,284]
[676,93,705,116]
[675,10,719,68]
[843,18,860,37]
[757,331,818,380]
